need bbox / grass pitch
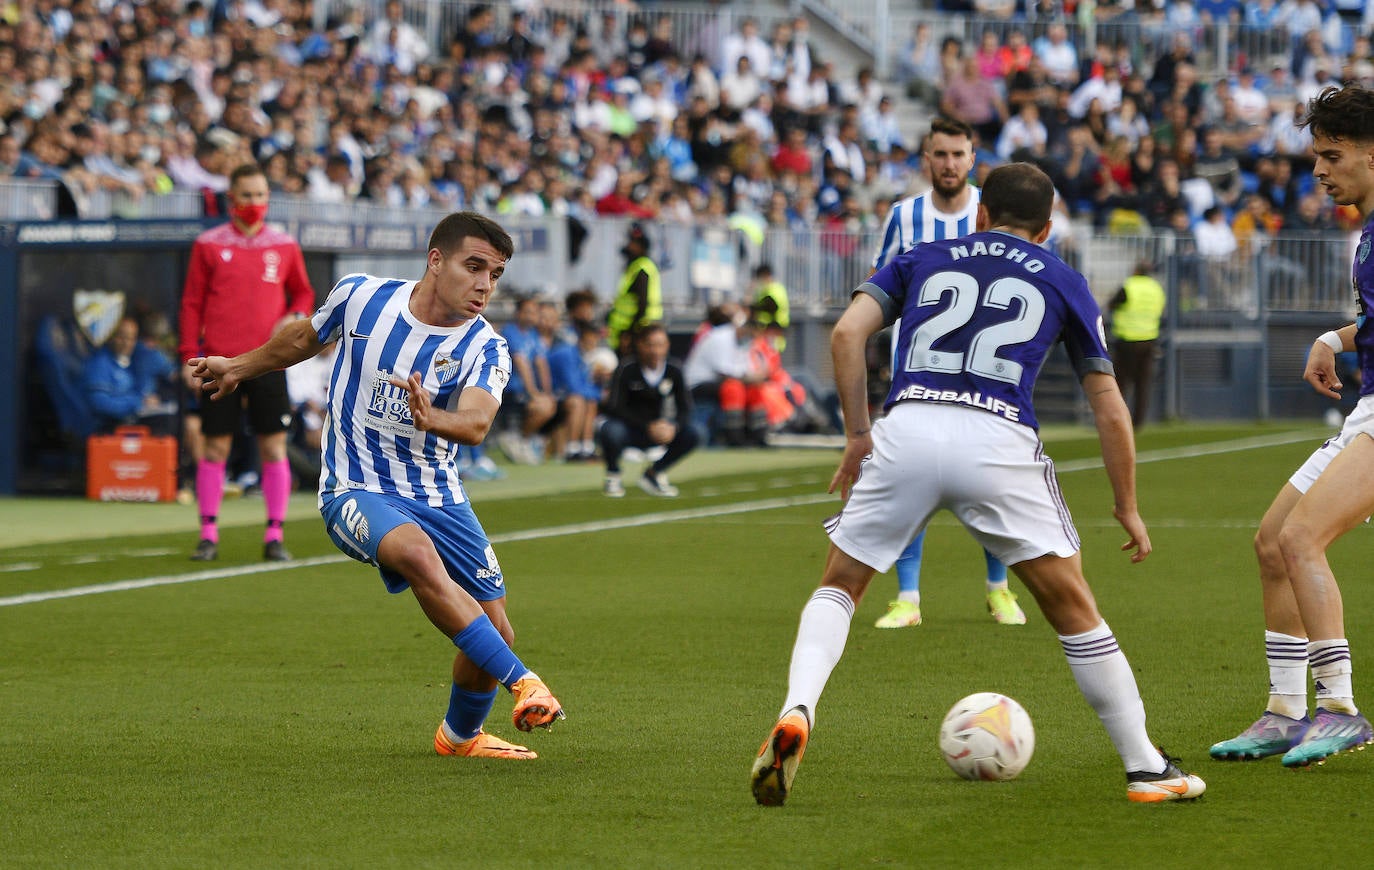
[3,423,1374,868]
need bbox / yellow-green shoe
[987,589,1027,625]
[874,600,921,629]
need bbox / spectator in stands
[0,133,20,177]
[900,22,942,103]
[1193,126,1244,211]
[1033,22,1079,89]
[1266,99,1316,164]
[940,55,1006,147]
[861,95,904,155]
[721,17,772,81]
[601,321,697,498]
[997,101,1048,160]
[1140,158,1190,227]
[84,316,177,436]
[1233,192,1282,255]
[306,153,356,202]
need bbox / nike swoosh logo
[1152,781,1192,795]
[349,329,370,339]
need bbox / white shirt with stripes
[310,273,511,508]
[871,185,982,271]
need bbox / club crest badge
[1360,236,1371,264]
[73,288,126,347]
[434,354,460,385]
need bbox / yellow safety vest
[753,280,790,329]
[608,256,663,347]
[1112,274,1165,342]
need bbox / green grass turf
[3,424,1374,868]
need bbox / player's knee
[1276,522,1320,565]
[1254,527,1282,567]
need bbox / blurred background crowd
[3,0,1370,242]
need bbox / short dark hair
[979,162,1053,233]
[928,116,974,142]
[1300,85,1374,143]
[229,163,265,186]
[564,288,597,312]
[634,321,667,342]
[427,211,514,260]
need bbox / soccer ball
[938,692,1035,781]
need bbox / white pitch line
[0,428,1329,609]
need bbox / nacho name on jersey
[948,238,1046,273]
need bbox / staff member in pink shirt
[179,162,316,562]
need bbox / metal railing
[301,0,1374,82]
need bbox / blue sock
[895,530,925,599]
[444,684,499,741]
[985,549,1008,588]
[451,614,528,688]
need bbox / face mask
[231,202,268,226]
[148,103,171,125]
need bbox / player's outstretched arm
[829,294,884,499]
[1082,372,1151,563]
[1303,324,1354,400]
[190,318,324,401]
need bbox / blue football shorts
[319,490,506,600]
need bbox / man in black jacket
[600,322,699,498]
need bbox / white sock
[986,580,1009,593]
[780,586,855,727]
[897,590,920,606]
[1310,638,1356,714]
[1059,621,1163,774]
[1265,630,1309,719]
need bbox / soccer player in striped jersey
[189,212,564,760]
[1210,86,1374,767]
[869,117,1026,630]
[752,162,1204,805]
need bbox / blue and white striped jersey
[309,273,511,507]
[871,186,982,271]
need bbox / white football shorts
[1289,394,1374,493]
[826,401,1080,572]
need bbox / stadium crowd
[11,0,1374,468]
[2,0,1369,241]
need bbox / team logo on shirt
[262,250,280,284]
[489,367,510,390]
[434,354,460,385]
[1360,236,1371,265]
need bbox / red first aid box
[86,425,178,502]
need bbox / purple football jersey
[862,230,1112,431]
[1352,219,1374,397]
